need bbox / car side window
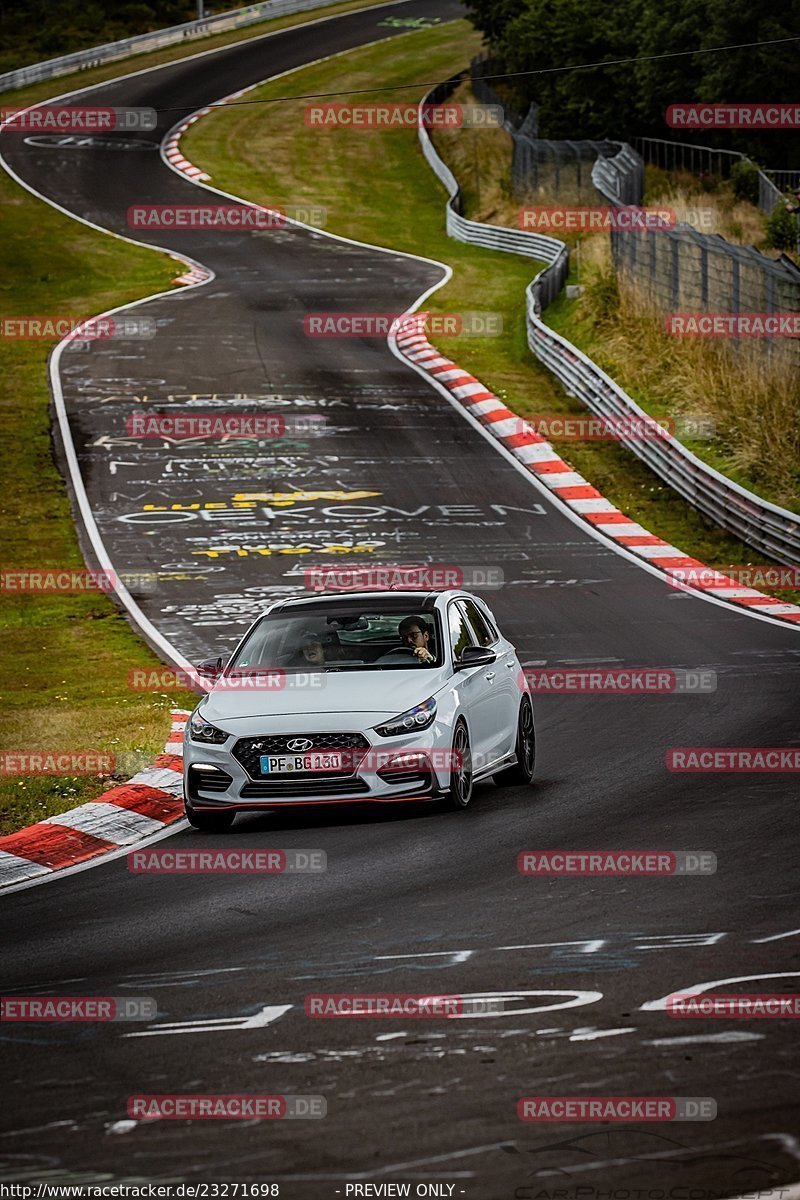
[476,602,499,642]
[448,603,476,661]
[460,599,495,647]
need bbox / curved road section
[1,2,799,1194]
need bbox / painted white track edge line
[158,45,454,278]
[165,53,800,634]
[0,0,420,106]
[0,0,795,901]
[0,4,449,897]
[0,1,450,676]
[389,341,800,632]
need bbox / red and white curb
[163,115,211,181]
[0,711,189,889]
[162,85,254,186]
[395,321,800,627]
[146,53,800,626]
[171,257,212,287]
[163,88,260,288]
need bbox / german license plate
[260,752,343,774]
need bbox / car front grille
[377,768,432,788]
[187,765,234,796]
[240,777,371,798]
[233,732,371,780]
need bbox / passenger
[298,632,327,666]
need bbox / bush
[764,204,798,251]
[730,160,760,205]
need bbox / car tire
[443,721,473,810]
[184,802,235,832]
[493,698,535,787]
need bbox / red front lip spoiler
[189,793,439,810]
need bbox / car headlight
[374,698,436,738]
[189,713,229,744]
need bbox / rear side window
[459,599,495,647]
[448,603,475,659]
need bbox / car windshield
[226,605,443,673]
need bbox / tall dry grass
[432,84,800,510]
[643,169,767,246]
[582,243,800,509]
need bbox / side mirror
[195,656,223,681]
[455,645,496,670]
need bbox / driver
[398,616,435,665]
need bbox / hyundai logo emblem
[287,737,314,752]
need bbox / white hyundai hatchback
[183,590,534,831]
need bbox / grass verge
[0,0,426,837]
[184,29,800,603]
[0,168,200,834]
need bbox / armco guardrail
[418,78,800,566]
[421,78,568,310]
[590,145,645,208]
[0,0,344,93]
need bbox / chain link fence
[769,170,800,192]
[632,137,795,219]
[469,57,800,365]
[610,226,800,368]
[471,57,638,205]
[418,78,800,564]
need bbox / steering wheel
[377,646,417,661]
